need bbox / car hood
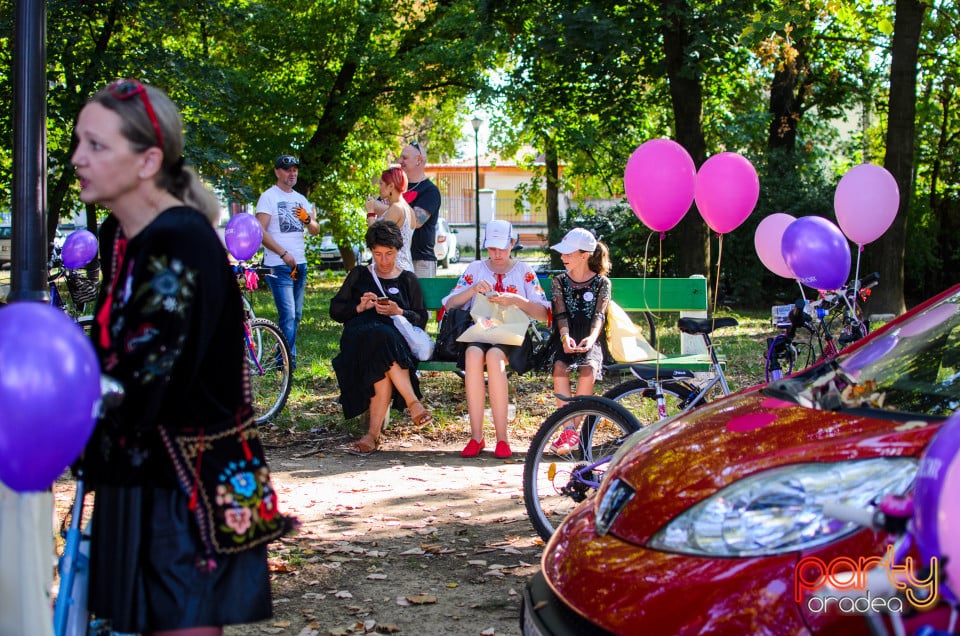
[600,388,939,546]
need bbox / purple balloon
[62,229,99,269]
[224,213,263,261]
[838,334,898,375]
[0,303,101,492]
[913,412,960,604]
[780,216,851,291]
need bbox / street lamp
[471,115,482,260]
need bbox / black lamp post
[471,115,482,259]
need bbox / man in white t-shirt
[256,154,320,369]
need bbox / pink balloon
[833,164,899,244]
[694,152,760,234]
[754,213,796,278]
[624,139,696,233]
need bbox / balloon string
[712,233,723,316]
[657,234,663,374]
[852,244,863,298]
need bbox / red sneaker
[461,438,485,457]
[494,440,513,458]
[550,427,580,455]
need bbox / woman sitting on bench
[442,220,550,459]
[330,221,432,456]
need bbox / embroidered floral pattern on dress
[213,459,284,546]
[135,255,196,316]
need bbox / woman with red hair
[366,167,415,271]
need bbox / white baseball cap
[483,220,516,250]
[551,227,598,254]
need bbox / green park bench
[416,275,716,374]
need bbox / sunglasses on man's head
[410,141,423,156]
[276,155,299,170]
[107,79,164,149]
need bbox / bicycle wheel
[523,399,640,541]
[601,378,690,427]
[245,318,292,424]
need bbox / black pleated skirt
[88,485,272,632]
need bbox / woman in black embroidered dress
[73,80,275,634]
[547,228,612,454]
[331,221,432,456]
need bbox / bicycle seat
[677,317,739,335]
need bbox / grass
[250,270,780,444]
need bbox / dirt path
[225,431,544,636]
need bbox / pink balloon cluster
[624,141,760,235]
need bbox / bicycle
[48,244,99,334]
[765,272,879,382]
[523,316,738,540]
[234,263,292,425]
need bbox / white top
[442,259,550,310]
[394,204,415,272]
[256,185,314,266]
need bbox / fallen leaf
[400,547,425,555]
[334,590,354,599]
[272,620,292,628]
[405,593,438,605]
[367,573,388,580]
[446,582,459,588]
[375,623,401,633]
[481,629,496,635]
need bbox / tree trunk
[867,0,926,315]
[544,135,562,271]
[660,0,709,281]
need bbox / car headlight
[647,458,917,557]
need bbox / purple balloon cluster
[0,303,101,492]
[753,164,899,291]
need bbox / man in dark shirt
[398,141,441,278]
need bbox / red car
[523,284,960,635]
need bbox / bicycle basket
[66,266,100,305]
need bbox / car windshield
[765,290,960,417]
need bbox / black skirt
[88,485,272,632]
[333,313,421,419]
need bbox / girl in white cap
[442,220,551,458]
[547,228,612,454]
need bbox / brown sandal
[344,434,380,457]
[408,400,433,427]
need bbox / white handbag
[369,266,434,361]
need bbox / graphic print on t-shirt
[277,201,306,233]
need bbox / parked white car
[434,218,460,268]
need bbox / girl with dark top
[73,80,275,634]
[331,221,433,456]
[548,228,612,454]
